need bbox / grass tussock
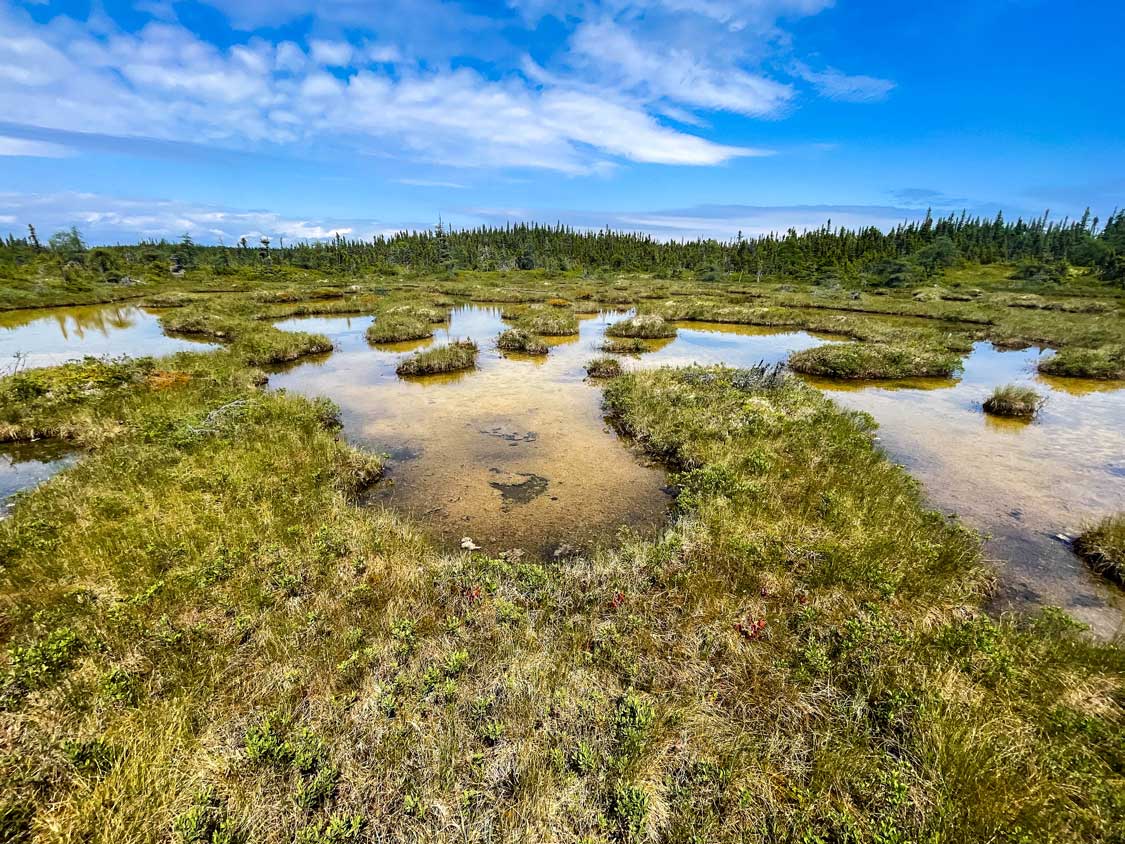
[788,342,962,379]
[365,313,434,344]
[585,356,622,378]
[606,314,677,339]
[1037,345,1125,380]
[982,384,1044,418]
[496,328,548,356]
[160,308,331,366]
[1075,513,1125,585]
[519,307,579,336]
[395,340,478,376]
[601,337,649,354]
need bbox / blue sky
[0,0,1122,243]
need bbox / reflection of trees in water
[47,306,139,341]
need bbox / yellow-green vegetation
[605,314,677,339]
[585,356,622,378]
[159,307,333,366]
[1038,345,1125,380]
[1075,514,1125,586]
[395,340,478,376]
[1,348,1122,842]
[982,384,1044,418]
[496,328,548,355]
[788,342,962,379]
[519,306,579,336]
[364,313,434,344]
[600,338,649,354]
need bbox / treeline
[3,209,1124,284]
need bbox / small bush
[395,341,478,376]
[1074,513,1124,585]
[982,384,1043,419]
[606,315,676,339]
[586,357,623,378]
[496,328,548,355]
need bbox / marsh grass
[605,314,676,339]
[159,307,332,366]
[0,272,1122,843]
[787,342,962,379]
[365,314,434,344]
[585,356,622,378]
[1038,345,1125,380]
[496,329,548,356]
[519,307,579,336]
[982,384,1044,418]
[395,340,478,376]
[1075,513,1125,585]
[600,338,649,354]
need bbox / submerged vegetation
[788,342,963,379]
[1075,514,1125,585]
[983,384,1045,418]
[395,339,478,376]
[0,221,1123,841]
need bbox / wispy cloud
[0,135,73,158]
[793,62,895,103]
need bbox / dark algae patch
[488,469,549,504]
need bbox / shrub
[395,341,478,376]
[982,384,1043,419]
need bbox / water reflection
[0,304,214,372]
[0,441,80,517]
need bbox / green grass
[1038,345,1125,380]
[159,307,332,366]
[605,314,677,339]
[518,307,579,336]
[395,340,478,376]
[982,384,1044,419]
[1075,513,1125,585]
[600,337,649,354]
[496,328,548,355]
[788,342,963,379]
[0,270,1123,842]
[585,356,622,378]
[365,313,434,344]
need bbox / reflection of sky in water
[0,304,213,372]
[0,442,79,518]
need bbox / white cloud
[793,62,895,102]
[0,191,404,243]
[0,135,73,157]
[569,18,792,117]
[0,4,755,172]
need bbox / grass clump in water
[585,356,623,378]
[519,307,578,336]
[1074,513,1125,585]
[1037,345,1125,380]
[788,342,962,379]
[496,328,548,356]
[601,337,649,354]
[982,384,1044,418]
[606,314,677,339]
[395,340,478,376]
[365,313,434,344]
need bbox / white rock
[461,537,481,551]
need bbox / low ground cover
[395,340,478,376]
[787,342,962,379]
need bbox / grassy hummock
[1037,345,1125,380]
[1074,513,1125,585]
[606,314,677,339]
[496,328,548,355]
[519,307,579,336]
[788,342,962,379]
[365,313,434,344]
[395,339,478,376]
[600,337,649,354]
[983,384,1044,418]
[160,308,332,366]
[585,356,623,378]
